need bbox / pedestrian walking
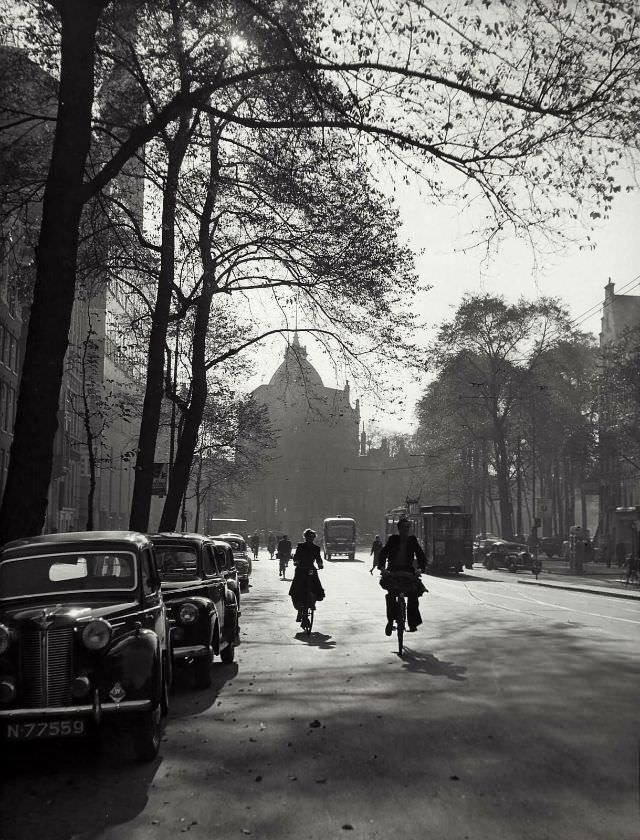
[369,534,383,574]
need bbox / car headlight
[82,619,112,651]
[0,623,12,654]
[178,603,198,624]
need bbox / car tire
[348,553,355,561]
[220,640,235,664]
[486,558,494,570]
[160,653,170,717]
[194,649,213,689]
[508,560,518,573]
[133,703,162,762]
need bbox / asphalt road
[1,550,638,840]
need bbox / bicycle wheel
[304,605,314,635]
[396,595,406,655]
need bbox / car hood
[0,600,140,626]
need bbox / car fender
[106,628,160,696]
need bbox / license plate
[5,719,86,740]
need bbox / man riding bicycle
[277,534,292,578]
[377,517,428,635]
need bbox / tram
[384,502,473,574]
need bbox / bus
[322,516,357,560]
[384,503,473,574]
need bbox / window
[2,329,9,366]
[203,545,218,577]
[0,382,6,431]
[140,551,156,596]
[0,325,4,365]
[213,546,228,571]
[9,335,16,372]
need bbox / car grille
[21,627,74,708]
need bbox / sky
[248,174,640,440]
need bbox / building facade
[224,335,418,542]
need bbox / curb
[517,579,640,601]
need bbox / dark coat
[289,541,324,607]
[277,538,292,559]
[377,534,427,572]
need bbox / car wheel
[486,558,494,570]
[348,553,355,561]
[160,654,170,717]
[194,649,213,689]
[220,640,235,663]
[132,704,162,762]
[508,559,518,573]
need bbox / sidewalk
[517,562,640,600]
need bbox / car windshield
[0,551,137,600]
[155,545,199,581]
[225,539,245,552]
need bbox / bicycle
[278,554,290,579]
[300,569,316,634]
[385,571,421,656]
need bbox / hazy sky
[249,168,640,440]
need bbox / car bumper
[173,643,208,659]
[0,699,153,721]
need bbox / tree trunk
[158,288,213,530]
[493,425,513,539]
[0,1,103,543]
[128,116,191,532]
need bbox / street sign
[535,498,552,517]
[152,462,168,497]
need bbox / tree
[2,0,640,541]
[423,294,579,539]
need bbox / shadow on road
[170,662,239,718]
[398,647,468,680]
[294,631,337,649]
[0,722,160,840]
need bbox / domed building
[228,334,418,543]
[241,334,360,539]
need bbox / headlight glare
[0,624,10,654]
[178,603,198,624]
[82,619,112,650]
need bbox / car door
[202,543,226,627]
[140,547,167,647]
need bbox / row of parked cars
[0,529,252,762]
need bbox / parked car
[0,531,171,761]
[211,533,251,590]
[537,536,565,558]
[483,540,533,572]
[473,533,501,562]
[149,533,239,688]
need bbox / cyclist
[289,528,325,623]
[277,534,292,578]
[267,532,277,559]
[377,517,427,635]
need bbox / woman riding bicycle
[377,517,428,635]
[289,528,325,623]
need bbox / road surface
[1,550,638,840]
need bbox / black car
[483,540,533,572]
[211,534,250,591]
[0,531,171,761]
[150,534,239,688]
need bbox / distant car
[211,533,251,591]
[150,533,239,688]
[473,533,501,562]
[537,536,564,558]
[483,540,533,572]
[0,531,171,761]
